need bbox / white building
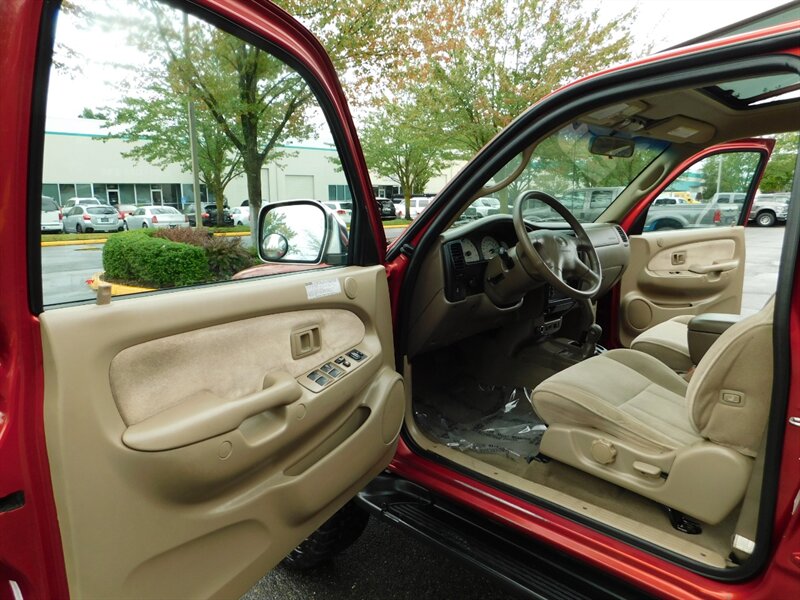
[42,117,457,208]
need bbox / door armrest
[687,313,742,364]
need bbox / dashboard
[407,215,631,357]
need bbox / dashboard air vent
[450,243,466,271]
[614,225,629,244]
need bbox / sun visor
[642,116,716,144]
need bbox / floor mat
[414,384,546,463]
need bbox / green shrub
[152,227,213,246]
[103,231,210,287]
[204,236,254,279]
[152,227,254,279]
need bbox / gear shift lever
[579,323,602,358]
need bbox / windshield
[452,123,667,227]
[151,207,178,214]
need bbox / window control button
[320,364,333,373]
[315,375,329,386]
[307,371,321,381]
[347,350,365,361]
[329,367,342,377]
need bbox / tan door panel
[41,265,404,600]
[619,227,745,346]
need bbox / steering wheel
[512,191,602,300]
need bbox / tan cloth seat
[531,298,774,524]
[629,315,693,372]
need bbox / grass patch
[42,232,110,242]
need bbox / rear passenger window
[39,0,355,307]
[642,151,763,232]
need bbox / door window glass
[40,0,355,307]
[642,151,762,231]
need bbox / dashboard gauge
[480,236,501,260]
[461,239,480,263]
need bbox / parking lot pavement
[42,244,104,305]
[242,516,513,600]
[742,225,785,314]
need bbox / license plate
[100,218,109,223]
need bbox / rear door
[3,1,399,599]
[618,140,774,346]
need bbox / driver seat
[530,298,774,525]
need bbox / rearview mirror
[589,136,635,158]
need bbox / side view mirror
[258,200,348,264]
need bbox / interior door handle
[122,370,303,451]
[688,260,739,274]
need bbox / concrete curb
[87,272,154,296]
[42,239,107,247]
[41,225,407,247]
[42,231,249,247]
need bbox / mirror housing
[589,135,635,158]
[257,200,348,265]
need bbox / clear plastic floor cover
[414,385,546,463]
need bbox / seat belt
[731,426,768,562]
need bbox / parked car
[124,205,189,230]
[323,200,352,225]
[230,206,251,226]
[62,204,123,233]
[652,195,690,206]
[61,196,103,211]
[643,197,743,230]
[183,203,233,226]
[749,192,790,227]
[523,186,625,222]
[40,195,62,233]
[470,196,500,216]
[116,204,137,220]
[377,198,396,220]
[395,196,431,219]
[7,3,800,600]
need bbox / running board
[357,473,648,600]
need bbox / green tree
[760,132,799,193]
[699,152,761,199]
[407,0,638,157]
[106,85,244,225]
[360,101,454,219]
[79,107,108,120]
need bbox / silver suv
[749,192,790,227]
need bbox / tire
[281,501,369,571]
[75,223,83,233]
[142,222,148,229]
[756,211,776,227]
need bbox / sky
[46,0,796,122]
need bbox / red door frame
[0,1,383,598]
